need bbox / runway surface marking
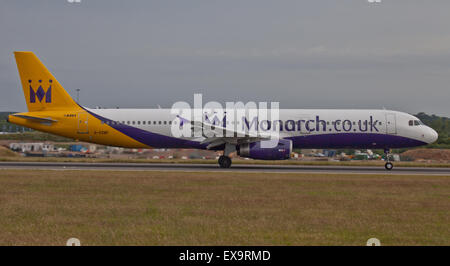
[0,162,449,176]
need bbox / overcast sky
[1,0,449,116]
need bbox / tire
[218,156,225,165]
[218,155,232,168]
[385,162,393,170]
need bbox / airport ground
[0,169,448,246]
[1,156,450,168]
[1,135,449,245]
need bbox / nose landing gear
[384,148,393,170]
[385,161,393,170]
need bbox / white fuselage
[87,108,438,149]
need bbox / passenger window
[132,121,135,125]
[137,121,140,125]
[142,121,146,125]
[164,121,167,125]
[127,121,130,125]
[148,121,151,124]
[169,121,172,125]
[158,121,162,125]
[409,120,413,126]
[153,121,156,125]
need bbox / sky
[1,0,449,116]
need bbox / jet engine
[237,139,292,160]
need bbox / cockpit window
[409,120,423,126]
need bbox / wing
[189,120,277,149]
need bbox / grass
[0,170,448,246]
[0,156,449,168]
[0,147,19,158]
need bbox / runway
[0,161,449,175]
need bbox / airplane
[7,52,438,170]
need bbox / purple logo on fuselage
[177,114,380,134]
[243,115,380,133]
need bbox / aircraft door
[77,111,89,134]
[385,113,397,134]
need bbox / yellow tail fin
[14,51,78,112]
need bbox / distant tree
[415,112,450,146]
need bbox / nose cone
[426,127,438,144]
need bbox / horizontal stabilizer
[12,114,58,123]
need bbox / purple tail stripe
[83,108,206,149]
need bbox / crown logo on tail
[29,79,52,103]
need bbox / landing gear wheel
[385,162,393,170]
[383,148,393,170]
[218,155,232,168]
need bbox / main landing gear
[218,143,236,168]
[218,155,232,168]
[384,148,393,170]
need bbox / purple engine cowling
[237,139,292,160]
